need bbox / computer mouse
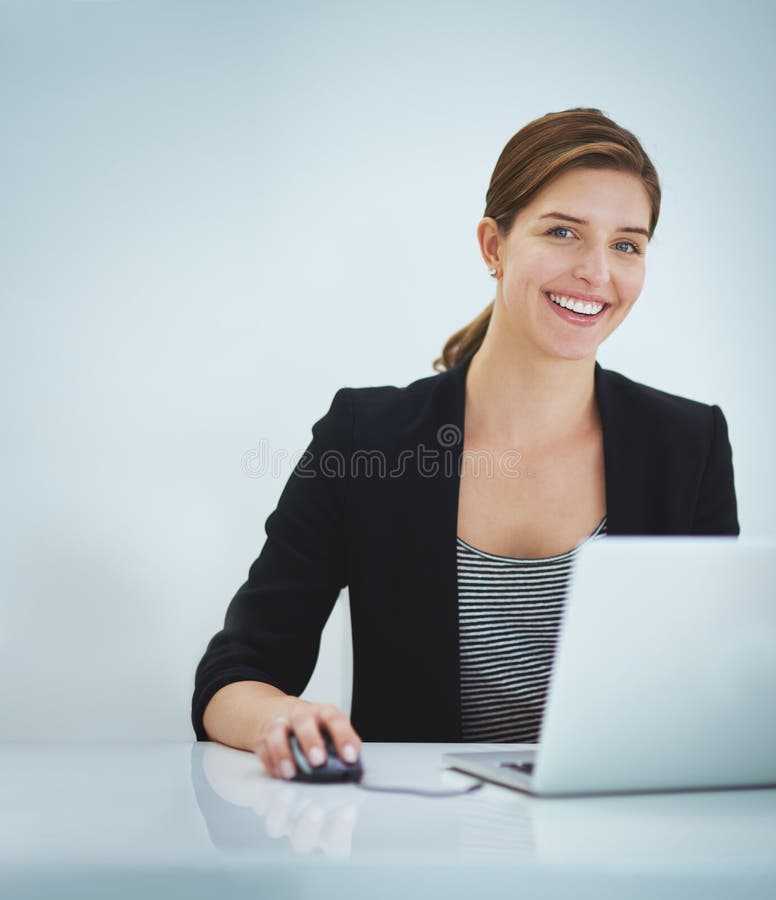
[288,728,363,783]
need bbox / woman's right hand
[251,697,362,780]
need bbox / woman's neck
[464,330,599,450]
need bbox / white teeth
[548,293,604,316]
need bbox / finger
[288,711,329,769]
[315,705,363,764]
[264,714,296,780]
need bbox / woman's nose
[572,244,610,287]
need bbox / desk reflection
[191,742,536,861]
[191,742,776,870]
[192,742,534,861]
[193,742,359,858]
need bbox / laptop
[444,537,776,796]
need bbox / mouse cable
[353,779,485,798]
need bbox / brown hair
[432,107,661,372]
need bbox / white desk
[2,742,775,899]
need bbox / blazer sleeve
[692,404,740,535]
[191,388,353,740]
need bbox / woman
[192,108,739,781]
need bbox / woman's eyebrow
[538,211,650,238]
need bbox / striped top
[457,515,608,743]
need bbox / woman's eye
[547,226,574,239]
[614,240,642,255]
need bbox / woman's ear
[477,218,502,275]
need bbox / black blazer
[192,353,739,742]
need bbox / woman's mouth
[543,291,609,326]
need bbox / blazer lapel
[396,355,470,741]
[348,354,471,741]
[595,362,650,535]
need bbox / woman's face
[482,167,652,362]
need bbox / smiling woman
[193,107,739,772]
[477,167,650,363]
[435,107,660,372]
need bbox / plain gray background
[2,0,774,740]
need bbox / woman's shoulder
[336,364,456,418]
[595,363,734,467]
[596,363,722,423]
[323,364,462,452]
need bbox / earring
[488,268,498,278]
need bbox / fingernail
[309,746,325,767]
[280,759,295,780]
[342,743,357,763]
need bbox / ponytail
[432,300,494,372]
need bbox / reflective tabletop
[2,742,775,899]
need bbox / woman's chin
[540,338,599,363]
